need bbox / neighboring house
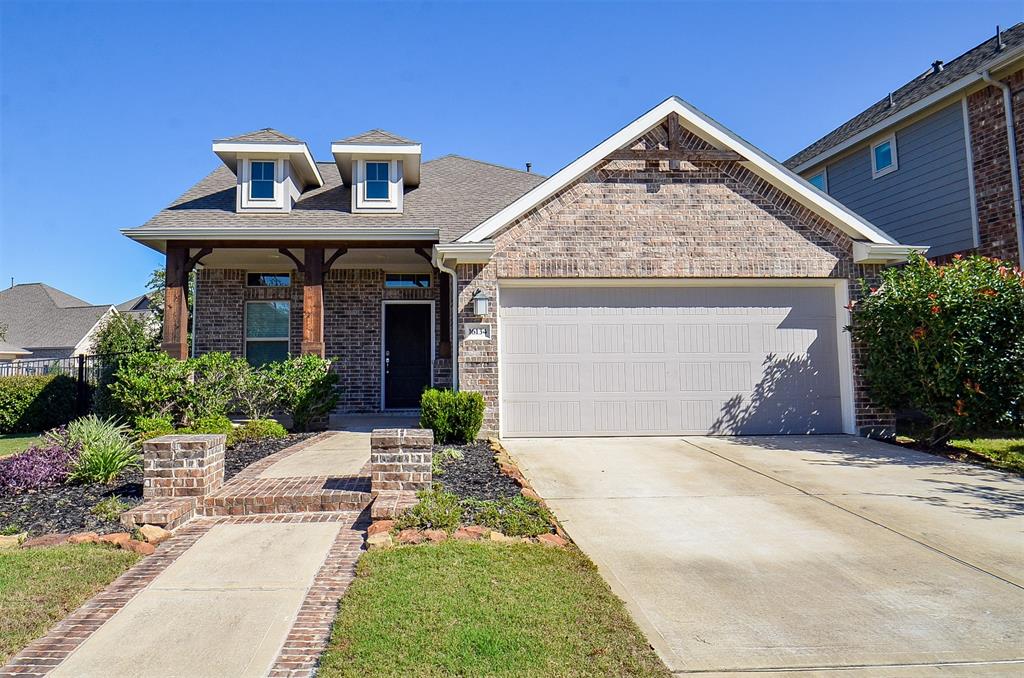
[786,24,1024,265]
[0,283,115,360]
[116,293,155,321]
[0,341,32,361]
[123,97,924,438]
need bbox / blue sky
[1,1,1019,304]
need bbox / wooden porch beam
[161,245,189,360]
[666,114,681,151]
[301,247,325,357]
[605,149,742,161]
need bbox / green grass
[947,437,1024,475]
[0,544,140,664]
[319,541,669,678]
[0,433,42,458]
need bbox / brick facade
[456,120,893,436]
[194,267,451,413]
[142,433,225,499]
[966,68,1024,264]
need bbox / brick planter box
[142,434,226,499]
[370,428,433,494]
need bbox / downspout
[981,70,1024,268]
[431,249,458,391]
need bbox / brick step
[201,476,373,517]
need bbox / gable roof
[786,24,1024,171]
[0,284,111,351]
[0,341,31,357]
[116,294,152,313]
[458,96,898,246]
[124,155,546,245]
[333,129,418,145]
[216,128,302,143]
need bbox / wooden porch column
[162,245,189,360]
[301,247,325,357]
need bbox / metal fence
[0,353,133,415]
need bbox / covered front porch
[158,239,464,414]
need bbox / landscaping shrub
[462,495,552,537]
[227,418,287,447]
[0,444,77,494]
[89,496,130,522]
[180,414,234,437]
[52,416,140,485]
[108,351,190,423]
[419,389,486,444]
[179,352,243,426]
[233,363,281,420]
[0,375,77,434]
[849,253,1024,447]
[395,487,463,532]
[431,447,464,476]
[134,415,175,441]
[91,313,159,420]
[267,355,339,432]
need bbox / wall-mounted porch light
[472,290,491,316]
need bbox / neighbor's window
[246,273,290,287]
[808,170,827,192]
[245,301,289,366]
[385,273,430,288]
[365,161,390,199]
[250,160,276,199]
[871,135,897,178]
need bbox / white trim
[380,300,435,411]
[791,44,1024,174]
[122,226,439,245]
[432,242,495,264]
[458,97,896,245]
[961,96,981,249]
[494,278,856,437]
[852,241,929,264]
[212,141,323,189]
[73,307,116,356]
[870,134,898,178]
[808,168,828,193]
[243,300,291,362]
[330,143,422,156]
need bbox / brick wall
[457,119,893,436]
[194,267,450,414]
[967,68,1024,264]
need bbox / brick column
[143,434,225,499]
[370,428,433,494]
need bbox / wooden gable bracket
[324,248,348,270]
[278,248,305,273]
[279,247,348,273]
[414,247,433,264]
[185,247,213,272]
[607,114,743,163]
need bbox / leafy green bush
[395,487,463,532]
[54,415,140,485]
[233,363,281,420]
[0,375,77,433]
[134,415,175,441]
[419,389,486,444]
[267,355,339,432]
[227,418,287,447]
[431,447,464,476]
[91,313,159,420]
[179,353,243,426]
[90,496,130,522]
[850,253,1024,447]
[462,495,552,537]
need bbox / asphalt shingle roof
[786,23,1024,169]
[334,129,418,145]
[217,128,302,143]
[130,155,546,243]
[0,284,110,351]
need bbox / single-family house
[0,283,115,360]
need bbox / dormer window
[365,162,390,200]
[250,161,276,199]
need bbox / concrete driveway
[504,436,1024,676]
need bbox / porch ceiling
[197,247,434,272]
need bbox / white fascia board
[458,96,896,245]
[212,141,324,189]
[121,226,439,243]
[433,241,495,264]
[793,45,1024,174]
[852,241,930,264]
[331,144,422,186]
[329,143,422,156]
[74,307,115,355]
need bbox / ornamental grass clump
[48,415,141,485]
[849,253,1024,447]
[0,444,78,494]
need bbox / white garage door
[499,285,845,437]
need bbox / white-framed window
[365,161,390,200]
[385,273,430,288]
[250,160,276,199]
[246,273,290,287]
[245,301,290,366]
[871,134,898,178]
[808,169,828,192]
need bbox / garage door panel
[500,285,844,436]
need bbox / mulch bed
[432,441,522,501]
[0,433,315,537]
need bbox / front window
[808,171,827,192]
[871,136,897,178]
[245,301,289,366]
[365,161,389,199]
[385,273,430,288]
[250,161,276,199]
[246,273,290,287]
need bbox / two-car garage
[498,282,853,437]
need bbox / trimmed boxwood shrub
[0,374,78,433]
[419,389,486,444]
[227,418,287,447]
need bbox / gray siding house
[787,24,1024,264]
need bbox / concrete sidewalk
[506,435,1024,675]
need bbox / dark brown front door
[384,303,432,409]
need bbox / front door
[383,303,432,409]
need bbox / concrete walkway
[259,430,371,478]
[505,435,1024,675]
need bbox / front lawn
[0,433,41,458]
[948,437,1024,475]
[0,544,139,664]
[319,541,669,678]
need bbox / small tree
[93,312,159,356]
[849,253,1024,447]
